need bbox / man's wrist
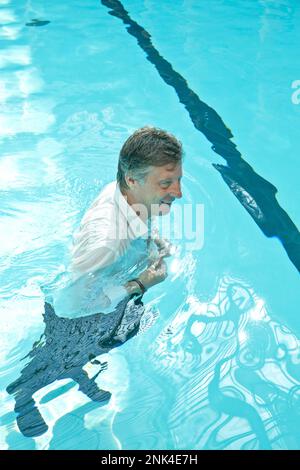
[124,280,143,296]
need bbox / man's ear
[125,174,136,190]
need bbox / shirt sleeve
[71,242,117,276]
[99,284,129,315]
[53,276,129,318]
[60,191,131,317]
[70,204,118,277]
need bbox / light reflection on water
[150,277,300,449]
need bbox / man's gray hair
[117,126,183,191]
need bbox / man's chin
[158,203,172,216]
[150,202,172,217]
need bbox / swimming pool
[1,0,300,450]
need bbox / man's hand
[139,256,168,290]
[153,238,173,258]
[147,237,173,265]
[125,256,168,295]
[125,237,173,296]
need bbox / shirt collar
[114,182,149,240]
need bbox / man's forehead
[150,163,182,178]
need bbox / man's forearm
[105,252,169,310]
[124,280,143,296]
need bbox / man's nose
[170,181,182,199]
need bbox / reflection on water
[150,276,300,450]
[5,296,145,439]
[2,256,300,448]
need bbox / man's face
[131,162,183,218]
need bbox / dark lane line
[101,0,300,273]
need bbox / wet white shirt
[71,181,150,275]
[53,181,158,317]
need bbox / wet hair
[117,126,183,191]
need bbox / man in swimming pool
[63,126,183,316]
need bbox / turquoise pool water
[1,0,300,450]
